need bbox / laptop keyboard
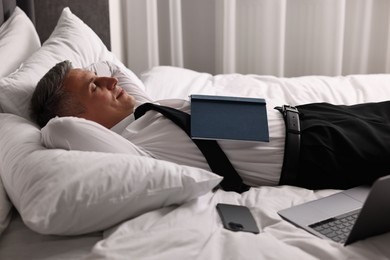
[309,210,360,243]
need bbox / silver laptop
[278,175,390,245]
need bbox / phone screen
[216,203,260,234]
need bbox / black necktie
[134,102,250,193]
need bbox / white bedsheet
[0,213,101,260]
[86,187,390,260]
[142,66,390,107]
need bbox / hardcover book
[190,95,269,142]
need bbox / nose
[96,77,118,90]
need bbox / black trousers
[290,101,390,190]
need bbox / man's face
[63,69,136,128]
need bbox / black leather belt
[275,105,301,185]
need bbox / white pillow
[0,7,138,120]
[42,116,147,155]
[0,113,221,235]
[0,7,40,78]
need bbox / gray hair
[30,60,86,127]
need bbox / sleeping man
[30,60,390,192]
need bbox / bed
[0,1,390,259]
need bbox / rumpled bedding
[86,187,390,260]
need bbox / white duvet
[83,66,390,260]
[87,187,390,260]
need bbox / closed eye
[90,73,98,92]
[92,82,98,91]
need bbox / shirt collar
[110,114,135,135]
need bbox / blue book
[190,95,269,142]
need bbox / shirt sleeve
[41,116,150,156]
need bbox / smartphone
[216,203,260,234]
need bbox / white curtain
[110,0,390,77]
